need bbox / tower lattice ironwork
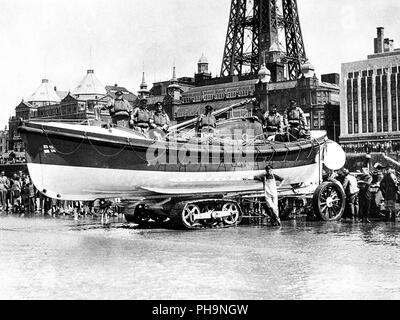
[220,0,307,80]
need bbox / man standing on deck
[283,100,309,141]
[252,99,265,125]
[196,105,216,137]
[151,102,170,132]
[254,165,284,226]
[132,98,152,132]
[264,105,283,135]
[105,91,133,128]
[151,102,170,140]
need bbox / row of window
[347,73,400,134]
[35,103,87,117]
[348,66,399,79]
[182,86,255,104]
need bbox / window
[361,77,367,133]
[362,70,368,77]
[348,72,353,79]
[368,70,374,76]
[392,66,398,74]
[353,79,359,134]
[376,76,382,132]
[382,75,388,132]
[347,79,353,134]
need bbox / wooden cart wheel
[313,181,345,221]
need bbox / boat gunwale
[18,121,327,154]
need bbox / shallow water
[0,214,399,300]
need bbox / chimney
[374,27,384,54]
[384,38,390,52]
[54,86,57,91]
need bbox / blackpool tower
[220,0,307,81]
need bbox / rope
[42,124,85,156]
[295,141,303,162]
[87,136,128,157]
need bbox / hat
[341,168,349,175]
[290,100,296,105]
[115,91,123,96]
[265,165,273,171]
[205,105,213,111]
[155,102,163,107]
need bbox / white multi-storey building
[340,27,400,148]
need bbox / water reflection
[0,213,399,300]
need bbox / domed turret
[300,60,316,78]
[197,53,209,74]
[258,63,271,83]
[198,53,208,64]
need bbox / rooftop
[27,79,61,103]
[72,69,107,96]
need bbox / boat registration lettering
[43,145,56,154]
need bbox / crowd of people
[331,164,399,223]
[0,170,122,218]
[341,141,400,154]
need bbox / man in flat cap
[151,102,170,132]
[132,98,152,132]
[104,90,133,128]
[150,102,170,140]
[196,105,217,137]
[283,100,309,141]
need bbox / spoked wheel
[313,182,345,221]
[222,202,241,225]
[181,203,202,229]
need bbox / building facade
[168,56,340,139]
[8,69,137,156]
[340,27,400,148]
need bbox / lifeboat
[17,99,346,228]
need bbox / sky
[1,0,400,128]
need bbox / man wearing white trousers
[254,165,284,226]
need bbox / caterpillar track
[124,199,243,230]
